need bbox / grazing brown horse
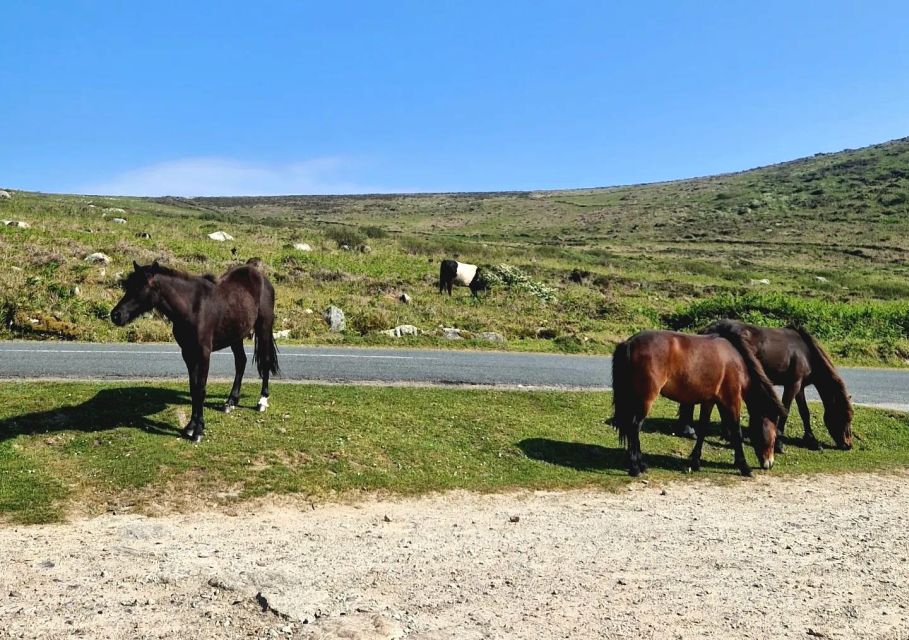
[677,320,853,452]
[611,330,786,477]
[111,260,279,443]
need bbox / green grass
[2,136,909,363]
[1,382,907,524]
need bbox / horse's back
[626,330,744,403]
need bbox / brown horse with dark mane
[677,320,853,452]
[111,259,279,443]
[611,330,786,477]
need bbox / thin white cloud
[78,156,398,196]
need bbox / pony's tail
[714,327,786,422]
[254,329,280,377]
[610,340,635,445]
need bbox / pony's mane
[711,326,786,421]
[153,264,217,283]
[792,326,853,418]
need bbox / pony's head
[823,394,854,450]
[111,261,160,326]
[750,414,777,470]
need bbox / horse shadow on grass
[516,438,726,474]
[518,429,739,474]
[0,386,203,444]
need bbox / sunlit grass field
[1,382,907,524]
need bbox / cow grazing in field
[439,259,487,297]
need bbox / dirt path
[1,473,908,640]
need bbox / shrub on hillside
[324,226,366,249]
[483,264,556,303]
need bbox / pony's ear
[133,260,142,271]
[151,259,160,271]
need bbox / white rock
[208,231,234,241]
[478,331,506,343]
[104,207,126,214]
[4,220,30,228]
[111,217,127,224]
[303,308,314,315]
[323,306,346,332]
[293,243,312,252]
[85,252,111,264]
[815,276,828,282]
[399,292,412,304]
[380,324,420,338]
[273,329,291,339]
[441,327,464,340]
[749,278,771,285]
[0,190,11,199]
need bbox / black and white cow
[439,259,488,297]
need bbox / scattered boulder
[399,292,412,304]
[380,324,420,338]
[303,308,314,315]
[359,244,372,254]
[0,190,11,199]
[340,244,351,251]
[135,232,151,239]
[85,252,111,264]
[536,327,558,339]
[749,278,771,285]
[273,329,291,340]
[111,217,127,224]
[323,306,346,332]
[441,327,464,340]
[815,275,829,282]
[293,242,313,252]
[104,207,126,214]
[208,231,234,241]
[3,220,30,228]
[478,331,506,343]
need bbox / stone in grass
[85,252,112,264]
[323,306,346,332]
[478,331,505,343]
[293,242,313,252]
[380,324,420,338]
[208,231,234,242]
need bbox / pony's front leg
[190,351,211,443]
[181,349,199,439]
[795,390,821,450]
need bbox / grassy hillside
[2,137,909,363]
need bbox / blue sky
[3,1,909,196]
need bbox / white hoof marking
[257,396,269,412]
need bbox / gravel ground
[1,472,907,640]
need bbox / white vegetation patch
[208,231,234,242]
[484,264,557,303]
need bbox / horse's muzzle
[110,309,126,326]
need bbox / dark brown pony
[111,260,279,443]
[677,320,853,451]
[611,330,786,477]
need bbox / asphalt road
[0,341,906,410]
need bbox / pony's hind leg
[223,341,247,413]
[676,403,696,438]
[688,402,714,471]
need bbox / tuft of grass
[0,382,907,524]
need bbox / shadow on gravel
[0,387,188,443]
